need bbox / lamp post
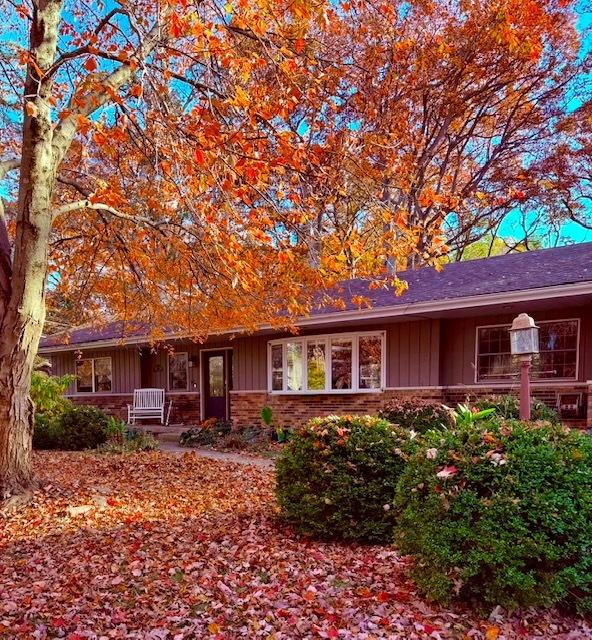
[509,313,540,420]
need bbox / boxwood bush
[379,399,454,433]
[395,419,592,614]
[276,415,418,543]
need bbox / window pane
[331,338,352,389]
[208,356,224,397]
[94,357,112,392]
[169,353,188,390]
[287,342,303,391]
[76,359,93,393]
[477,326,512,381]
[307,340,326,390]
[535,320,578,379]
[359,335,382,389]
[271,344,283,391]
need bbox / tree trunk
[0,0,63,500]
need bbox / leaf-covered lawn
[0,452,589,639]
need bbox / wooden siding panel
[440,305,592,386]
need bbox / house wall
[50,347,142,394]
[440,305,592,386]
[231,318,441,391]
[45,305,592,427]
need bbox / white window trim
[75,356,113,393]
[167,351,189,391]
[474,318,580,383]
[267,331,386,394]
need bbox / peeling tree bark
[0,1,168,501]
[0,0,64,500]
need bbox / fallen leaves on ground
[0,452,590,639]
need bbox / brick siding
[68,384,591,428]
[68,393,201,424]
[230,389,445,428]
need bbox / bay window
[476,319,579,381]
[76,356,112,393]
[268,331,385,393]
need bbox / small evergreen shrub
[379,399,454,433]
[395,419,592,614]
[52,405,109,450]
[474,395,560,424]
[276,415,419,543]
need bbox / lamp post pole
[510,313,539,422]
[519,355,532,421]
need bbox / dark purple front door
[203,351,231,421]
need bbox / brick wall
[68,393,201,424]
[231,384,591,429]
[444,384,590,426]
[230,388,445,428]
[68,384,591,428]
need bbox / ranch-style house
[39,243,592,428]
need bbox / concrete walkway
[158,441,275,470]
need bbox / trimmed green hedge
[276,415,418,543]
[395,419,592,614]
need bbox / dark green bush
[474,395,560,424]
[395,419,592,614]
[33,413,61,450]
[276,415,418,543]
[379,399,454,433]
[52,405,109,450]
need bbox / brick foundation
[230,388,445,428]
[67,384,591,428]
[68,393,201,425]
[231,384,591,429]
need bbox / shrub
[379,399,454,433]
[32,372,75,449]
[276,415,419,543]
[474,395,560,424]
[179,419,232,447]
[395,419,592,614]
[52,405,109,450]
[31,372,74,419]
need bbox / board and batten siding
[231,319,441,391]
[440,305,592,386]
[49,347,141,394]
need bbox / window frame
[75,356,113,393]
[167,351,189,391]
[474,318,580,383]
[267,330,386,394]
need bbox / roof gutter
[38,281,592,353]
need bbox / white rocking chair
[127,388,169,425]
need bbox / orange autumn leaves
[1,451,589,638]
[1,0,581,336]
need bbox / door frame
[199,347,233,421]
